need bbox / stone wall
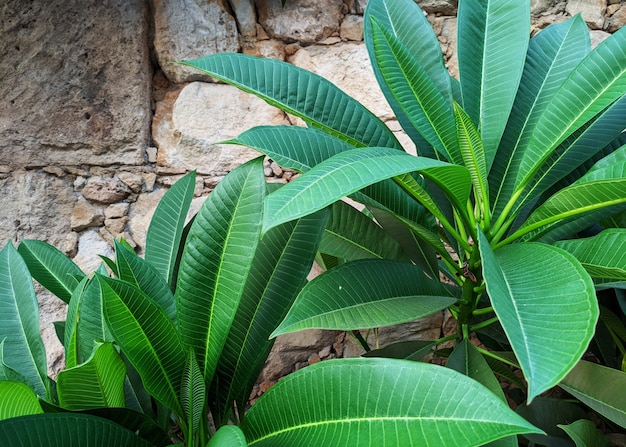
[1,0,623,378]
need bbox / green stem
[469,316,499,332]
[476,347,520,369]
[472,306,494,316]
[351,330,371,352]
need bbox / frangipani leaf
[0,242,48,398]
[0,413,153,447]
[554,229,626,283]
[243,358,542,446]
[99,275,185,417]
[263,147,470,233]
[176,158,264,386]
[145,171,196,288]
[272,259,456,336]
[458,0,530,167]
[180,54,400,149]
[0,381,43,420]
[558,419,610,447]
[57,342,126,411]
[208,425,248,447]
[181,349,205,438]
[17,239,85,304]
[478,230,598,401]
[559,360,626,428]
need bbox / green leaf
[212,209,328,424]
[458,0,530,167]
[227,126,355,174]
[478,230,598,401]
[180,54,400,149]
[145,171,196,288]
[243,358,542,446]
[176,158,265,386]
[0,242,48,398]
[181,349,205,438]
[319,201,406,262]
[369,15,458,162]
[559,360,626,428]
[272,259,456,336]
[558,419,610,447]
[0,381,43,420]
[362,339,436,361]
[114,241,177,322]
[490,15,589,214]
[454,102,489,210]
[57,342,126,411]
[0,413,153,447]
[99,275,186,417]
[515,24,626,195]
[17,240,85,304]
[208,425,248,447]
[65,271,113,368]
[516,397,588,447]
[508,178,626,245]
[554,229,626,285]
[263,147,470,233]
[364,0,453,157]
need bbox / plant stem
[469,316,499,332]
[351,330,371,352]
[472,306,494,316]
[476,347,520,369]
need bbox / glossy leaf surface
[479,231,598,401]
[273,259,456,335]
[0,381,43,420]
[243,358,542,446]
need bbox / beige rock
[340,14,364,41]
[0,0,150,168]
[105,203,130,219]
[117,172,144,193]
[72,229,115,274]
[153,82,286,175]
[606,5,626,32]
[417,0,458,14]
[590,29,612,48]
[105,217,129,236]
[257,0,343,44]
[243,39,287,60]
[71,197,105,231]
[82,176,131,204]
[152,0,240,83]
[566,0,607,29]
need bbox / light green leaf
[554,229,626,284]
[0,242,48,398]
[57,342,126,411]
[180,54,400,149]
[145,170,196,288]
[320,201,406,262]
[369,15,458,162]
[272,259,456,336]
[490,15,589,214]
[181,349,205,438]
[176,158,264,386]
[558,419,610,447]
[0,413,153,447]
[208,425,248,447]
[263,147,470,233]
[515,24,626,195]
[559,360,626,429]
[478,230,598,401]
[99,275,186,417]
[458,0,530,167]
[454,102,489,210]
[243,358,542,446]
[212,210,328,424]
[114,241,177,322]
[17,240,85,304]
[64,276,89,368]
[0,381,43,420]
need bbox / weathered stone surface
[73,229,115,274]
[243,39,287,60]
[71,197,105,231]
[289,43,394,120]
[566,0,607,29]
[257,0,344,44]
[153,0,240,83]
[153,82,287,174]
[590,29,611,47]
[340,14,364,41]
[0,0,150,167]
[82,177,131,204]
[228,0,257,41]
[117,172,144,193]
[417,0,458,14]
[606,5,626,32]
[0,171,76,248]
